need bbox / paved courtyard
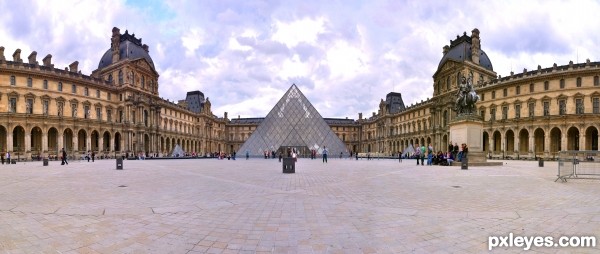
[0,158,598,253]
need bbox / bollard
[116,158,123,170]
[461,157,468,170]
[538,158,544,167]
[282,157,295,173]
[43,158,48,166]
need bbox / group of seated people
[431,151,455,166]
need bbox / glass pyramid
[238,84,348,157]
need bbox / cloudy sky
[0,0,597,119]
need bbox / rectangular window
[529,103,535,117]
[576,77,582,87]
[503,88,507,97]
[9,98,16,113]
[84,106,90,119]
[107,109,112,122]
[515,104,521,119]
[594,98,600,114]
[559,100,566,115]
[490,108,496,121]
[480,110,485,118]
[43,100,49,115]
[72,84,76,94]
[516,86,520,95]
[43,80,48,89]
[576,98,584,114]
[530,83,534,93]
[26,99,33,114]
[481,93,485,101]
[10,76,16,86]
[544,81,549,90]
[595,76,599,86]
[96,107,101,120]
[502,106,508,120]
[119,94,123,101]
[492,91,496,99]
[27,78,32,87]
[58,82,63,91]
[543,101,550,116]
[84,87,89,96]
[107,93,112,101]
[96,89,100,98]
[560,79,565,89]
[118,110,123,123]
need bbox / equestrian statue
[454,73,480,115]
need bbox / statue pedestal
[449,114,501,166]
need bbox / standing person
[427,143,433,166]
[448,142,453,153]
[322,146,328,163]
[420,144,426,166]
[92,151,95,162]
[61,148,68,165]
[414,143,420,165]
[1,152,4,164]
[453,143,459,160]
[462,143,469,159]
[87,150,91,162]
[246,151,249,160]
[6,152,10,165]
[398,151,402,163]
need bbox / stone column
[58,133,64,151]
[544,134,550,157]
[580,134,586,151]
[25,132,31,154]
[98,136,104,152]
[86,133,91,152]
[7,132,13,152]
[529,134,534,157]
[42,132,48,157]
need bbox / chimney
[111,27,121,62]
[13,49,22,63]
[28,51,38,65]
[443,45,449,55]
[69,61,79,72]
[470,28,480,65]
[358,112,362,120]
[0,46,5,61]
[224,112,228,119]
[42,54,53,67]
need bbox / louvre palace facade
[1,27,599,160]
[0,27,228,159]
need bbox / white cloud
[3,0,600,119]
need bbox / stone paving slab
[0,158,598,253]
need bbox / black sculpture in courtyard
[454,73,480,115]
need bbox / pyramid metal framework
[238,84,347,157]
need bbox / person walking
[61,148,68,165]
[6,152,10,165]
[322,146,328,163]
[246,151,249,160]
[92,151,95,162]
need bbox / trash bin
[43,158,48,166]
[538,158,544,167]
[461,157,468,170]
[282,157,295,173]
[116,158,123,170]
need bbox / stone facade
[0,27,228,160]
[2,27,599,160]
